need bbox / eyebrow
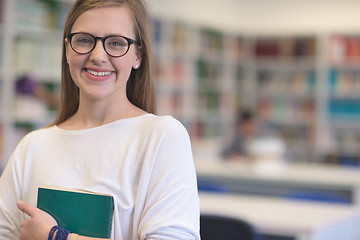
[73,31,134,39]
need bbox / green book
[37,185,114,238]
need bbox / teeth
[86,69,112,76]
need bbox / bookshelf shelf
[322,33,360,165]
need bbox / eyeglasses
[67,32,138,58]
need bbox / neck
[58,95,146,130]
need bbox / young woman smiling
[0,1,200,240]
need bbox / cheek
[67,57,86,86]
[112,59,134,81]
[68,52,86,69]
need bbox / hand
[17,200,57,240]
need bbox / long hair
[50,0,156,126]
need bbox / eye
[106,37,128,49]
[73,34,94,46]
[77,38,91,44]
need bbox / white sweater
[0,114,200,240]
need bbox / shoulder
[142,114,189,137]
[17,126,57,146]
[146,114,184,128]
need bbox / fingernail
[17,200,24,207]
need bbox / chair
[200,214,258,240]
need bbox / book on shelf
[255,37,316,58]
[330,36,360,64]
[200,28,223,54]
[172,23,187,51]
[152,18,162,45]
[229,36,243,60]
[328,98,360,119]
[328,69,360,97]
[14,0,71,31]
[37,185,114,238]
[255,39,279,57]
[293,38,316,57]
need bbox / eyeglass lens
[70,33,131,57]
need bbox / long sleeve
[136,118,200,240]
[0,144,26,239]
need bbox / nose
[89,39,108,63]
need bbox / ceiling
[148,0,360,35]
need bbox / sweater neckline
[53,113,153,133]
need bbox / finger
[17,200,37,217]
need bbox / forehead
[71,6,135,37]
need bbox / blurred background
[2,0,360,166]
[2,0,360,239]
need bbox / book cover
[37,186,114,238]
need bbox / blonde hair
[51,0,156,126]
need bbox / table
[195,160,360,204]
[199,192,360,240]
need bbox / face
[65,6,141,102]
[238,121,257,136]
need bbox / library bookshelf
[0,0,72,169]
[250,36,318,162]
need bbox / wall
[148,0,360,34]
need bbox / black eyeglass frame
[67,32,138,58]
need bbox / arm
[0,144,25,239]
[136,118,200,239]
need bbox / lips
[84,68,114,81]
[86,69,112,76]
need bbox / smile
[86,69,112,77]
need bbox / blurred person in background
[16,75,60,110]
[221,108,286,162]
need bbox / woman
[0,0,200,239]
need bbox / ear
[64,38,70,63]
[133,46,142,69]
